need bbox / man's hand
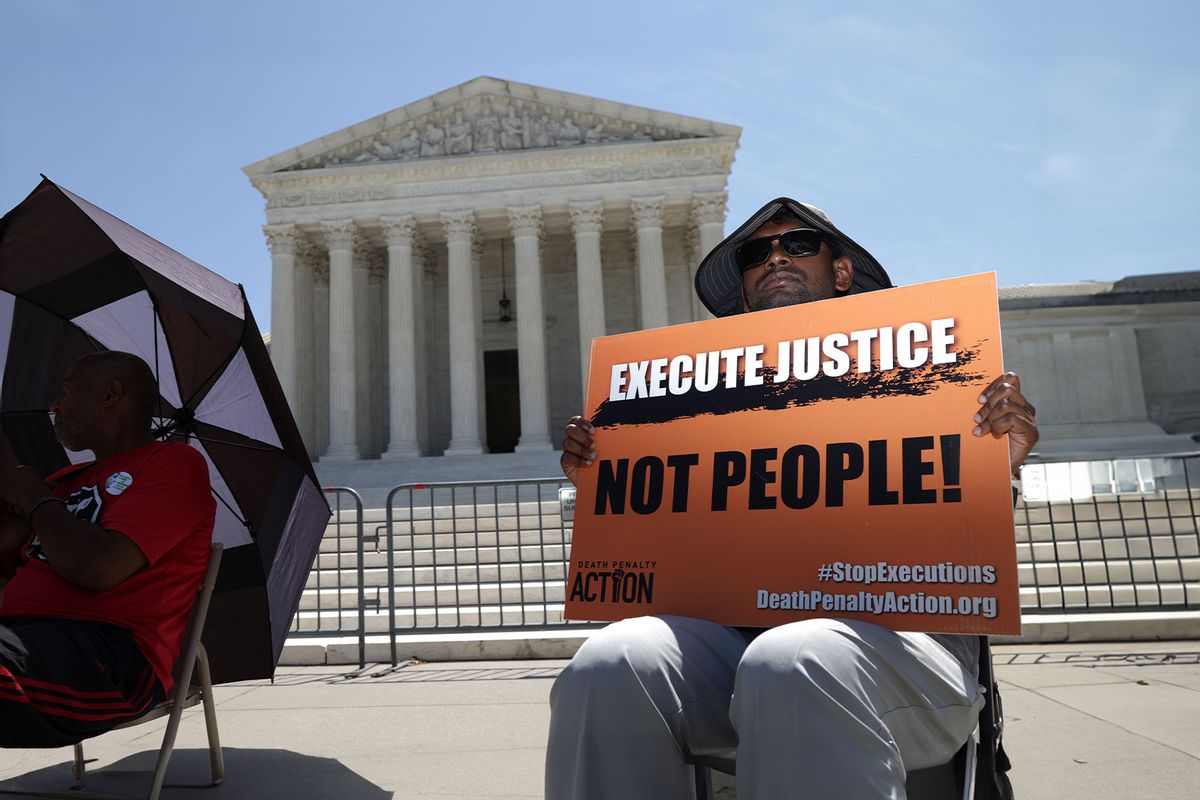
[973,372,1038,477]
[560,415,597,488]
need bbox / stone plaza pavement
[2,640,1197,799]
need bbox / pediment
[245,77,740,175]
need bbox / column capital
[312,258,330,287]
[321,219,357,251]
[367,249,387,280]
[568,200,604,235]
[440,209,477,243]
[294,237,322,272]
[263,223,299,256]
[683,226,699,265]
[352,237,375,268]
[630,195,665,229]
[690,191,728,227]
[413,235,434,268]
[507,204,544,238]
[380,214,417,248]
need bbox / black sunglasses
[734,228,826,272]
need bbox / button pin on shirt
[106,471,134,496]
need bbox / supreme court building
[247,77,1200,480]
[245,77,738,462]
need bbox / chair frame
[1,543,225,800]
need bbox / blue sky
[2,0,1197,332]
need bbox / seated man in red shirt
[0,351,215,748]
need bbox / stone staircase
[281,487,1200,665]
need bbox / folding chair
[91,541,225,799]
[0,543,226,800]
[688,637,1013,800]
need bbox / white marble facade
[998,276,1200,461]
[246,77,740,460]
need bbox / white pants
[545,616,983,800]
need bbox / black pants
[0,617,164,748]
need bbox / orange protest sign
[564,272,1020,636]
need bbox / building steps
[286,487,1200,658]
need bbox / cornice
[249,138,736,194]
[255,151,734,214]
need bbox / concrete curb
[279,611,1200,666]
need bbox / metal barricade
[382,478,589,663]
[1015,453,1200,612]
[289,486,367,668]
[289,457,1198,665]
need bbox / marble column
[690,191,728,321]
[440,210,485,455]
[367,252,386,456]
[471,237,488,449]
[569,200,606,392]
[313,260,330,457]
[293,238,318,457]
[508,204,553,451]
[264,224,298,419]
[631,195,669,329]
[321,219,360,460]
[381,215,421,458]
[414,238,433,455]
[352,239,374,457]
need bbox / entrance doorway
[484,349,520,453]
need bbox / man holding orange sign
[546,198,1037,799]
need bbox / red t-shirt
[0,441,215,691]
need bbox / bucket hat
[694,197,894,317]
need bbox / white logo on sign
[105,471,134,496]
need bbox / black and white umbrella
[0,177,330,683]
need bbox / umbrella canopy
[0,177,330,683]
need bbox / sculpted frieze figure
[446,110,473,155]
[500,105,524,150]
[474,98,500,152]
[627,123,652,141]
[555,114,582,146]
[372,137,396,160]
[352,136,396,163]
[279,97,711,172]
[421,121,446,157]
[528,114,553,148]
[395,126,421,159]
